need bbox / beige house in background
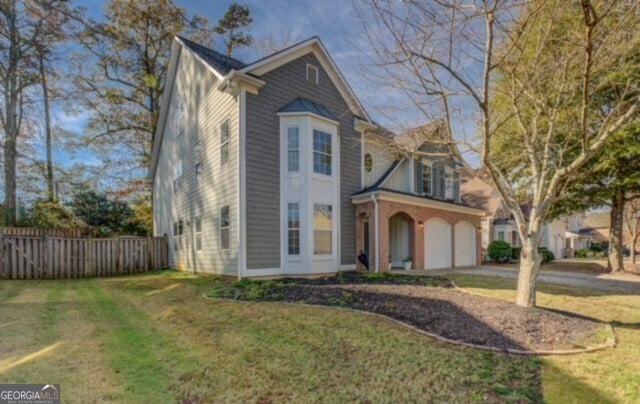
[461,171,588,260]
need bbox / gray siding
[245,52,361,269]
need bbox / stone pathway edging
[200,292,616,356]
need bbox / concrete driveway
[449,266,640,294]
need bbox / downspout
[371,194,379,273]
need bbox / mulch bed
[219,273,605,352]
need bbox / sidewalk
[451,266,640,294]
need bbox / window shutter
[416,162,424,194]
[453,171,460,202]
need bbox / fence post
[146,235,152,272]
[164,234,169,268]
[86,236,93,277]
[115,236,121,275]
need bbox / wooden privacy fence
[0,235,169,279]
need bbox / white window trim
[306,63,319,84]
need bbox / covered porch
[352,190,484,272]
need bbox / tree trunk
[516,238,543,308]
[608,188,625,273]
[39,54,55,202]
[631,235,637,265]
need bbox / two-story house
[149,36,484,278]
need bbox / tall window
[313,204,332,255]
[173,160,183,195]
[174,99,186,137]
[195,162,203,184]
[416,160,432,195]
[220,118,230,166]
[173,219,184,251]
[195,141,203,185]
[313,130,332,175]
[445,168,454,200]
[220,205,230,250]
[497,231,505,241]
[287,203,300,255]
[287,127,299,172]
[194,215,202,251]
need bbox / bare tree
[253,30,301,57]
[625,198,640,265]
[358,0,640,307]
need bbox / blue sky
[49,0,477,174]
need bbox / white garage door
[424,218,452,270]
[454,221,476,267]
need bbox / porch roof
[351,188,485,216]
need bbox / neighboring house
[461,172,587,259]
[149,36,484,278]
[580,212,610,245]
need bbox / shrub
[511,246,522,261]
[538,247,555,263]
[575,248,590,258]
[488,240,512,262]
[589,243,604,252]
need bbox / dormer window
[306,63,318,84]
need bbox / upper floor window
[220,118,230,166]
[306,63,318,84]
[172,160,183,195]
[174,99,186,137]
[287,127,299,172]
[313,130,332,176]
[195,142,203,185]
[416,160,432,195]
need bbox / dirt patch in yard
[208,273,607,352]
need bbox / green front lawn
[451,274,640,403]
[0,270,636,402]
[0,271,540,402]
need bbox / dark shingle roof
[278,97,337,121]
[178,36,246,75]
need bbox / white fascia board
[218,70,265,95]
[175,36,225,82]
